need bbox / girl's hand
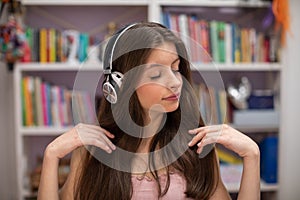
[188,124,259,159]
[45,123,116,159]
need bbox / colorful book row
[194,83,232,125]
[162,13,280,63]
[21,76,97,127]
[22,27,89,63]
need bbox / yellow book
[217,147,242,164]
[49,28,56,62]
[24,77,34,126]
[218,90,228,124]
[39,28,47,63]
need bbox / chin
[148,102,179,113]
[164,103,179,113]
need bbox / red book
[264,36,270,62]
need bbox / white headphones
[102,23,137,104]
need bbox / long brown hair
[75,22,219,200]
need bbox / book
[50,86,61,126]
[232,23,241,63]
[260,136,278,183]
[21,78,26,126]
[217,21,225,63]
[199,20,211,62]
[39,28,47,63]
[217,147,242,164]
[34,77,44,126]
[23,76,34,126]
[210,21,219,63]
[224,23,232,64]
[178,14,190,58]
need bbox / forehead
[146,42,178,64]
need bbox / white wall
[279,0,300,199]
[0,63,17,199]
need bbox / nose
[166,70,182,92]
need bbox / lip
[162,93,180,101]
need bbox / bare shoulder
[59,147,87,199]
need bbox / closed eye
[172,69,180,73]
[150,73,161,79]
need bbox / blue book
[260,136,278,183]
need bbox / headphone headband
[103,23,138,75]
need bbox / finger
[84,137,113,153]
[196,145,203,154]
[198,132,220,148]
[188,131,206,147]
[189,124,223,134]
[78,129,116,150]
[77,124,115,138]
[96,132,116,150]
[188,126,223,147]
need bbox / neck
[137,110,166,153]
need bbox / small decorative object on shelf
[0,0,28,71]
[272,0,290,46]
[86,43,101,66]
[227,76,252,110]
[62,30,80,66]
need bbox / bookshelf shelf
[17,62,281,72]
[22,0,149,6]
[192,63,281,72]
[22,0,270,7]
[19,126,73,136]
[231,124,279,133]
[157,0,271,8]
[16,63,101,71]
[260,180,279,192]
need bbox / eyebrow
[171,57,180,65]
[148,57,180,68]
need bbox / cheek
[136,85,163,109]
[177,75,183,89]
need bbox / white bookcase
[14,0,280,199]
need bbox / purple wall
[25,5,148,40]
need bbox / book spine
[39,28,47,63]
[34,77,44,126]
[210,21,219,63]
[50,28,57,62]
[41,83,48,126]
[218,22,225,63]
[224,23,232,64]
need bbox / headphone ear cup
[102,72,124,104]
[103,80,117,104]
[110,71,123,89]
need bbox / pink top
[131,172,193,200]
